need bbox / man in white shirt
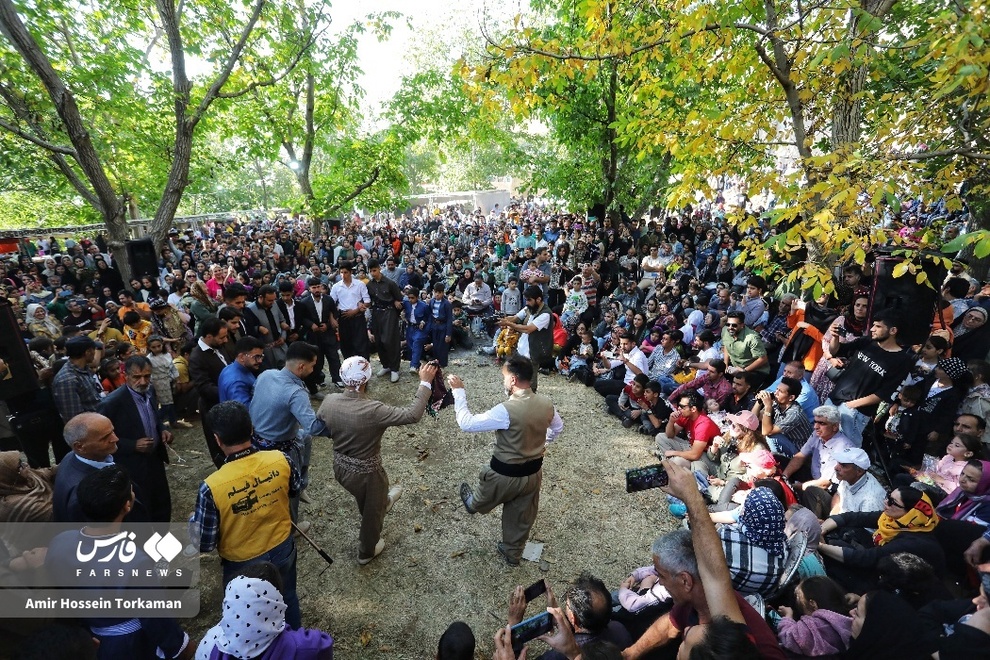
[830,447,886,515]
[449,356,563,566]
[497,286,554,391]
[463,273,493,314]
[593,330,650,397]
[638,246,665,290]
[330,261,371,359]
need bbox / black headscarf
[843,591,930,660]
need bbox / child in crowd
[560,276,588,331]
[500,277,521,316]
[640,327,663,356]
[121,310,152,355]
[908,433,983,496]
[775,576,853,657]
[615,565,671,615]
[99,357,125,393]
[519,260,543,285]
[403,288,430,370]
[885,383,923,461]
[147,335,189,429]
[563,327,597,383]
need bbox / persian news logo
[74,531,183,564]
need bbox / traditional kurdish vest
[524,303,554,367]
[204,450,292,562]
[494,389,554,465]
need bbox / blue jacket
[426,298,453,337]
[403,300,430,338]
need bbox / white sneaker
[376,367,390,377]
[409,366,418,374]
[390,371,399,383]
[357,538,385,565]
[386,485,404,513]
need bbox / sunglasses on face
[885,495,904,508]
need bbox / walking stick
[291,521,334,576]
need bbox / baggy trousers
[334,462,390,560]
[471,464,542,563]
[372,307,401,372]
[338,314,370,359]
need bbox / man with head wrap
[316,356,438,564]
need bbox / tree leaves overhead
[463,0,990,286]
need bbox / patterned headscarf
[340,356,372,388]
[203,576,286,659]
[739,487,787,557]
[937,357,969,382]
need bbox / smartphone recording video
[625,464,669,493]
[510,611,554,647]
[523,579,547,603]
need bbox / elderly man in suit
[317,356,437,564]
[52,412,146,523]
[189,316,229,468]
[98,355,172,523]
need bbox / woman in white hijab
[679,309,705,345]
[25,303,62,340]
[197,564,333,660]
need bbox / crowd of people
[1,197,990,658]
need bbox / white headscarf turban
[340,356,372,388]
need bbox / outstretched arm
[663,458,745,625]
[447,374,511,433]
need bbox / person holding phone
[449,355,563,566]
[620,460,782,659]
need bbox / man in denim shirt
[249,341,329,524]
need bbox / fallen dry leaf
[450,550,466,558]
[359,631,372,647]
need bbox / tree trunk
[603,61,618,209]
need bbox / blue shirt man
[218,337,265,406]
[248,342,330,515]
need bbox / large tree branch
[890,148,990,161]
[484,21,774,63]
[0,0,121,219]
[323,166,381,217]
[189,0,267,126]
[0,116,76,155]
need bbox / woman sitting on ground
[818,488,945,593]
[844,590,930,659]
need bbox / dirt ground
[168,350,679,658]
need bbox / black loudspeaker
[0,299,40,400]
[125,238,159,279]
[870,255,948,347]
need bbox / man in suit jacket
[189,316,229,468]
[247,284,288,368]
[53,412,147,523]
[298,277,343,389]
[97,355,172,523]
[219,282,261,348]
[277,281,308,345]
